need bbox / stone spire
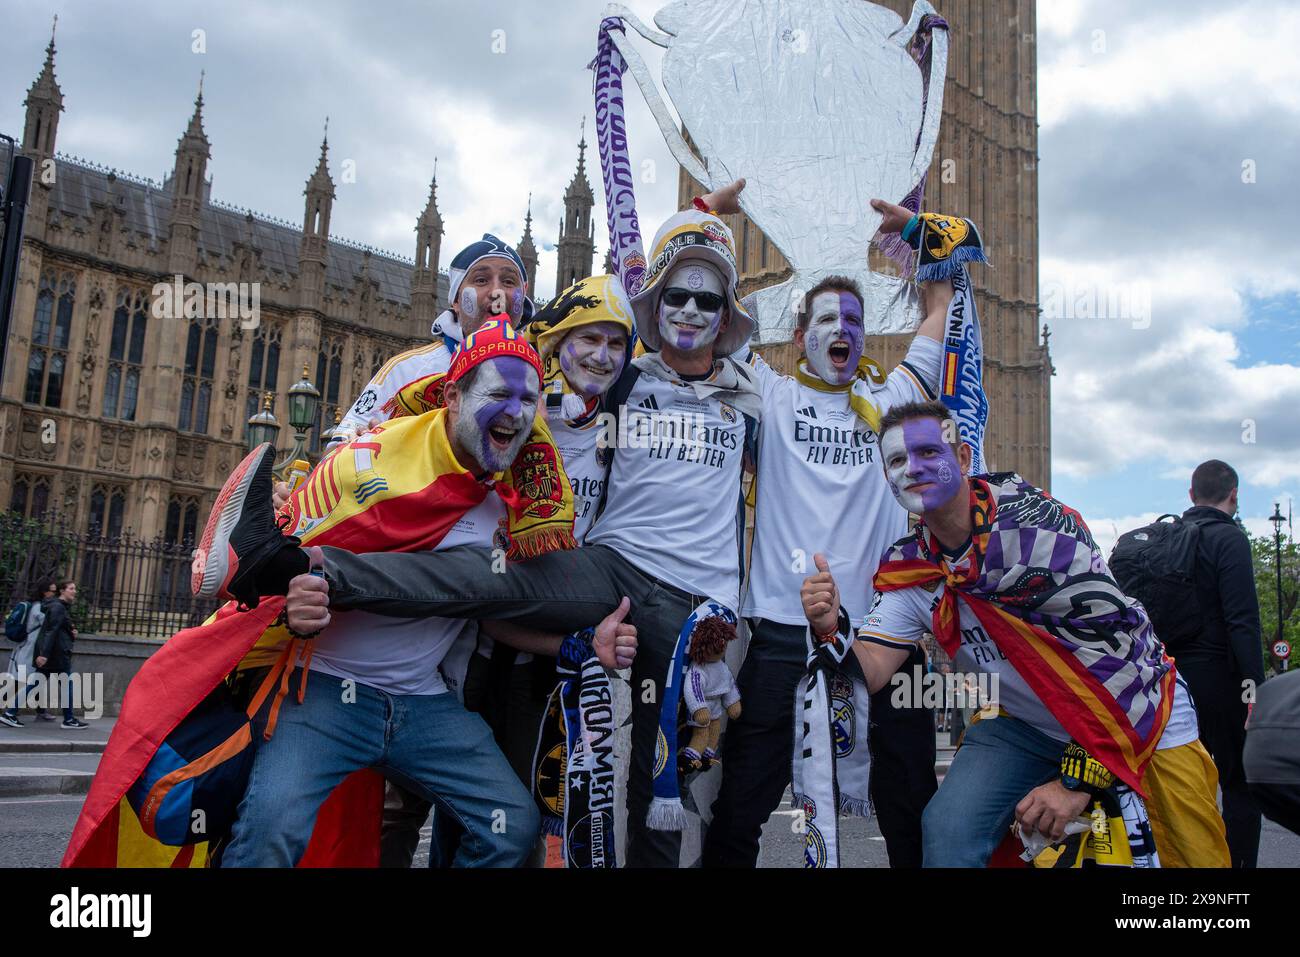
[517,193,538,294]
[555,118,596,294]
[22,16,64,161]
[411,161,445,326]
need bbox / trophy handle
[603,6,714,190]
[892,1,949,192]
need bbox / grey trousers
[321,542,705,868]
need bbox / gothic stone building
[678,0,1052,488]
[0,37,597,548]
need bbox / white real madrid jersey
[585,372,748,609]
[335,341,452,443]
[742,337,943,625]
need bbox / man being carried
[65,321,636,868]
[800,399,1230,867]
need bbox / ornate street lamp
[246,391,281,453]
[281,364,321,469]
[1270,502,1287,672]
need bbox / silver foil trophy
[606,0,948,341]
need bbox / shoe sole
[192,443,273,599]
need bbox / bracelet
[273,608,324,641]
[1060,741,1115,794]
[692,196,714,215]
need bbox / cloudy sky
[1,0,1296,551]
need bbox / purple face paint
[804,290,866,385]
[453,356,540,472]
[880,417,962,513]
[558,322,626,399]
[509,288,525,319]
[460,287,479,320]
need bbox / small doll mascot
[680,616,741,772]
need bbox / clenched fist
[800,553,841,638]
[285,572,330,635]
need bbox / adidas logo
[796,405,818,419]
[637,395,660,411]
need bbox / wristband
[1060,741,1115,795]
[692,196,714,215]
[901,214,923,249]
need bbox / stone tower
[411,167,444,327]
[166,75,210,276]
[555,121,595,295]
[517,194,539,295]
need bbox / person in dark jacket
[33,580,87,729]
[1179,460,1266,867]
[1244,669,1300,838]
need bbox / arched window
[103,287,148,420]
[24,270,75,408]
[9,473,51,521]
[244,322,282,442]
[311,337,344,453]
[178,313,219,433]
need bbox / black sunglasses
[661,287,726,311]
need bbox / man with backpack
[1110,459,1265,866]
[2,580,55,728]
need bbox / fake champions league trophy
[598,0,950,342]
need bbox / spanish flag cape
[64,406,575,867]
[872,473,1175,795]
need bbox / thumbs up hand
[594,596,637,670]
[801,553,841,639]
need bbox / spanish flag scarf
[873,473,1175,795]
[64,408,575,867]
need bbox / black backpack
[1109,514,1209,652]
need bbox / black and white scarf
[791,612,872,868]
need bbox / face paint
[452,357,540,473]
[459,287,479,321]
[803,290,865,385]
[509,288,525,320]
[656,262,725,353]
[557,321,628,399]
[880,417,962,513]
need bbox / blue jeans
[922,713,1062,867]
[223,668,539,867]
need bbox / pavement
[4,721,1298,868]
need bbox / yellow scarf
[792,355,886,434]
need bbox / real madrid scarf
[904,212,990,473]
[791,611,872,868]
[647,601,737,831]
[792,355,887,435]
[592,15,649,296]
[874,474,1176,796]
[533,630,617,868]
[1020,784,1159,868]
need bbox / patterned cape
[873,473,1175,795]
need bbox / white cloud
[1038,0,1300,128]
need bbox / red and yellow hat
[449,317,543,384]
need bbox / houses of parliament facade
[2,0,1050,554]
[0,33,598,547]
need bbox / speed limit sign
[1274,640,1292,660]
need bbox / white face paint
[803,290,866,385]
[656,261,725,353]
[881,426,923,513]
[451,357,540,473]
